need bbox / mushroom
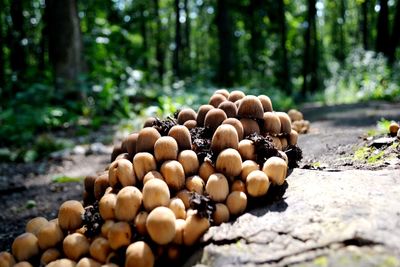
[278,151,289,164]
[40,248,61,265]
[198,161,215,182]
[176,189,191,209]
[258,95,273,112]
[37,221,64,250]
[169,198,186,220]
[238,139,256,161]
[209,94,227,107]
[262,156,287,185]
[143,117,157,128]
[231,180,246,193]
[205,173,229,202]
[99,193,117,220]
[110,144,124,162]
[271,136,283,150]
[222,118,244,140]
[215,148,242,178]
[196,104,214,127]
[25,216,48,236]
[63,233,90,261]
[108,159,136,188]
[287,109,303,122]
[107,222,132,250]
[136,127,161,153]
[11,233,39,261]
[178,150,199,176]
[211,124,239,153]
[185,175,205,195]
[13,262,33,267]
[134,211,148,236]
[214,89,230,98]
[237,95,264,120]
[115,186,142,221]
[154,136,179,162]
[168,125,192,151]
[218,101,238,118]
[226,191,247,216]
[262,112,281,136]
[142,170,164,185]
[76,258,101,267]
[100,220,114,239]
[204,108,227,132]
[94,172,109,200]
[172,219,186,244]
[288,129,298,145]
[146,207,176,245]
[0,252,15,267]
[125,241,155,267]
[246,170,270,197]
[183,120,197,129]
[389,122,399,136]
[280,136,288,150]
[212,203,230,226]
[160,160,185,191]
[183,213,210,246]
[142,178,170,211]
[58,200,85,231]
[240,118,260,137]
[227,90,245,102]
[46,258,76,267]
[89,237,111,264]
[84,175,96,195]
[276,112,292,135]
[121,133,139,160]
[240,160,259,181]
[133,152,157,182]
[177,108,197,124]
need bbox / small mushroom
[125,241,154,267]
[154,136,179,163]
[168,198,186,219]
[209,94,227,107]
[276,112,292,135]
[176,189,191,209]
[212,203,230,225]
[262,156,287,185]
[280,136,288,150]
[238,139,256,161]
[133,152,157,182]
[146,207,176,245]
[211,124,239,153]
[231,180,246,193]
[271,136,283,150]
[205,173,229,202]
[177,108,197,125]
[13,262,33,267]
[142,170,164,185]
[216,148,242,177]
[0,252,15,267]
[134,211,148,236]
[287,109,303,122]
[94,172,109,200]
[237,95,264,120]
[142,178,170,211]
[227,90,245,102]
[240,160,259,181]
[25,216,48,236]
[76,258,101,267]
[40,248,61,265]
[84,175,96,196]
[58,200,85,231]
[143,117,157,128]
[100,220,115,238]
[246,170,270,197]
[204,108,227,132]
[183,119,197,129]
[288,129,298,145]
[63,233,90,261]
[240,118,260,137]
[115,186,143,221]
[262,112,281,136]
[89,237,111,264]
[226,191,247,216]
[198,161,215,182]
[46,259,76,267]
[99,193,117,220]
[218,101,238,118]
[214,89,230,98]
[258,95,273,112]
[183,213,210,246]
[37,221,64,250]
[185,175,205,195]
[121,133,139,160]
[178,150,199,176]
[222,118,244,140]
[389,122,400,136]
[108,159,136,188]
[107,222,132,250]
[160,160,185,191]
[136,127,161,153]
[12,233,39,261]
[196,104,214,127]
[111,144,124,162]
[172,219,186,244]
[168,125,192,150]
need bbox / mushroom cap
[183,119,197,129]
[121,133,139,160]
[287,109,303,122]
[204,108,227,132]
[154,136,179,162]
[216,148,242,177]
[258,95,273,112]
[205,173,229,202]
[168,198,186,219]
[99,193,117,220]
[142,178,170,211]
[25,216,48,236]
[100,220,114,239]
[238,139,256,161]
[231,180,246,193]
[276,112,292,135]
[40,248,61,266]
[278,151,289,164]
[183,214,210,246]
[214,89,230,98]
[226,191,247,216]
[94,173,109,200]
[177,108,197,125]
[262,156,287,185]
[63,233,90,261]
[196,104,214,127]
[211,124,239,153]
[133,152,157,182]
[240,118,260,137]
[46,259,76,267]
[12,233,39,261]
[270,136,283,150]
[146,207,176,245]
[176,189,191,209]
[0,252,16,267]
[160,160,185,191]
[246,170,270,197]
[168,125,192,151]
[76,258,101,267]
[280,136,288,150]
[142,170,164,185]
[125,241,155,267]
[14,262,33,267]
[143,117,157,128]
[222,118,244,140]
[237,95,264,120]
[185,175,205,195]
[198,161,215,183]
[209,94,227,107]
[107,222,132,250]
[84,175,96,194]
[58,200,85,231]
[134,211,148,236]
[178,150,199,176]
[89,237,111,264]
[108,159,136,188]
[212,203,230,226]
[111,145,124,162]
[288,129,298,145]
[173,219,186,245]
[37,221,64,250]
[115,186,143,221]
[136,127,161,153]
[389,122,400,136]
[263,112,281,136]
[227,90,245,102]
[218,101,238,118]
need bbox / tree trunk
[38,0,49,72]
[139,4,148,71]
[388,0,400,63]
[376,0,390,56]
[361,0,369,50]
[216,0,234,86]
[248,0,262,70]
[277,0,290,94]
[183,0,191,75]
[153,0,164,81]
[47,0,83,99]
[173,0,182,79]
[0,0,5,89]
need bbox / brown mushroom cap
[288,129,298,145]
[40,248,61,265]
[142,178,170,211]
[142,170,164,185]
[258,95,273,112]
[25,216,48,236]
[136,127,161,153]
[168,125,192,151]
[216,148,242,178]
[246,170,270,197]
[133,152,157,182]
[154,136,179,163]
[205,173,229,202]
[240,118,260,137]
[0,251,16,267]
[160,160,185,191]
[237,95,264,120]
[76,257,101,267]
[111,145,124,162]
[238,139,256,161]
[204,108,227,132]
[177,108,197,125]
[12,232,39,261]
[121,133,139,160]
[100,220,115,238]
[228,90,245,102]
[146,207,176,245]
[209,94,227,107]
[173,219,186,245]
[115,186,143,221]
[178,150,199,176]
[183,213,210,246]
[143,117,157,128]
[84,175,96,195]
[168,198,186,219]
[46,259,76,267]
[270,136,283,150]
[14,262,33,267]
[185,175,205,195]
[211,124,239,153]
[58,200,85,231]
[226,191,247,216]
[262,156,287,185]
[241,160,259,181]
[89,237,111,264]
[125,241,155,267]
[389,122,400,136]
[212,203,230,226]
[134,211,148,236]
[222,118,244,140]
[231,180,246,193]
[287,109,303,122]
[218,101,238,118]
[99,193,117,220]
[183,120,197,129]
[37,221,64,250]
[176,189,191,209]
[276,112,292,135]
[94,172,109,200]
[63,233,90,261]
[108,159,136,188]
[107,222,132,250]
[196,104,214,127]
[263,112,281,136]
[214,89,230,98]
[198,161,215,183]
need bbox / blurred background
[0,0,399,162]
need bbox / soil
[1,101,399,256]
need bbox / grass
[52,176,85,183]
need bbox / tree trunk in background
[338,0,346,62]
[0,0,5,89]
[388,0,400,63]
[376,0,390,55]
[277,0,290,93]
[153,0,164,81]
[38,0,49,72]
[47,0,83,99]
[361,0,369,50]
[248,0,262,70]
[173,0,182,79]
[10,0,27,90]
[183,0,191,75]
[216,0,234,86]
[139,4,148,71]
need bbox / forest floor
[0,101,399,265]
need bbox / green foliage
[52,176,84,183]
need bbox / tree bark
[183,0,191,75]
[173,0,182,78]
[139,3,148,71]
[153,0,164,80]
[361,0,369,50]
[277,0,290,94]
[47,0,83,99]
[388,0,400,63]
[376,0,390,55]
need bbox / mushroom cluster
[389,121,400,138]
[288,109,310,134]
[0,89,303,267]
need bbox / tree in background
[376,0,390,56]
